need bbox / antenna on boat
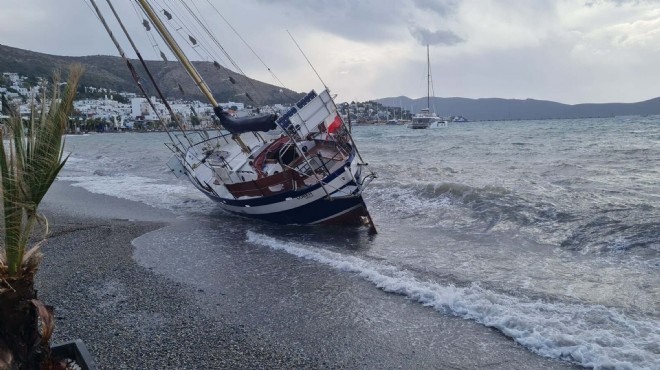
[287,30,328,91]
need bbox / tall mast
[426,44,430,110]
[136,0,218,107]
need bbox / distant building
[131,97,169,122]
[218,101,244,111]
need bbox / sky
[1,0,660,104]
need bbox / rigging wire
[176,0,267,104]
[129,0,166,61]
[158,0,238,96]
[141,0,267,106]
[84,0,180,147]
[287,30,328,92]
[156,0,243,98]
[131,0,193,102]
[200,0,293,101]
[151,0,215,62]
[145,0,204,96]
[105,0,195,145]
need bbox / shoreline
[37,181,581,369]
[39,183,321,368]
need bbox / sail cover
[213,106,277,134]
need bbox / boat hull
[184,150,373,226]
[215,192,369,225]
[429,120,448,128]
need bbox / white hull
[429,120,448,129]
[167,90,376,225]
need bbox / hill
[376,96,660,121]
[0,43,304,105]
[4,44,659,119]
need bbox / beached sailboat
[408,45,448,130]
[90,0,377,231]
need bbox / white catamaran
[408,45,448,130]
[89,0,377,232]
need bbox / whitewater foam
[247,231,660,370]
[59,175,208,213]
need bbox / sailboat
[89,0,377,231]
[407,45,448,130]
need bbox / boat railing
[182,130,232,148]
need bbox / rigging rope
[203,0,293,100]
[287,30,328,92]
[175,0,268,104]
[138,0,268,106]
[86,0,180,147]
[129,0,165,61]
[179,0,265,104]
[105,0,195,146]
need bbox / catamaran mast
[426,44,430,110]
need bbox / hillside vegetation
[0,43,304,105]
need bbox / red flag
[327,114,342,133]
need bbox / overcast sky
[2,0,660,104]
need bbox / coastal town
[1,71,469,132]
[1,71,258,132]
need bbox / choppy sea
[59,116,659,369]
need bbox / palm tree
[0,65,83,369]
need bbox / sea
[58,116,659,369]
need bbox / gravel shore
[36,182,580,369]
[37,213,323,369]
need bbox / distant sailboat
[408,45,448,129]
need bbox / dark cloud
[254,0,467,45]
[409,26,465,46]
[254,0,412,42]
[412,0,461,16]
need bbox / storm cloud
[1,0,660,104]
[409,26,465,46]
[412,0,461,16]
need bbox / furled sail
[213,107,277,134]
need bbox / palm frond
[0,64,83,277]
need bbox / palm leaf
[0,64,83,277]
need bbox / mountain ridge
[376,95,660,121]
[3,44,659,120]
[0,43,304,105]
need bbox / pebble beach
[37,181,579,369]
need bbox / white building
[131,97,169,122]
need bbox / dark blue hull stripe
[221,194,366,225]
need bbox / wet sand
[37,181,580,369]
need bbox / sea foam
[247,231,660,370]
[59,174,208,213]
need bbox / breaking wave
[248,232,660,370]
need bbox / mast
[136,0,217,107]
[135,0,251,153]
[426,44,430,110]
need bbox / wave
[247,232,660,370]
[369,181,658,257]
[369,181,573,234]
[560,217,660,255]
[58,174,210,214]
